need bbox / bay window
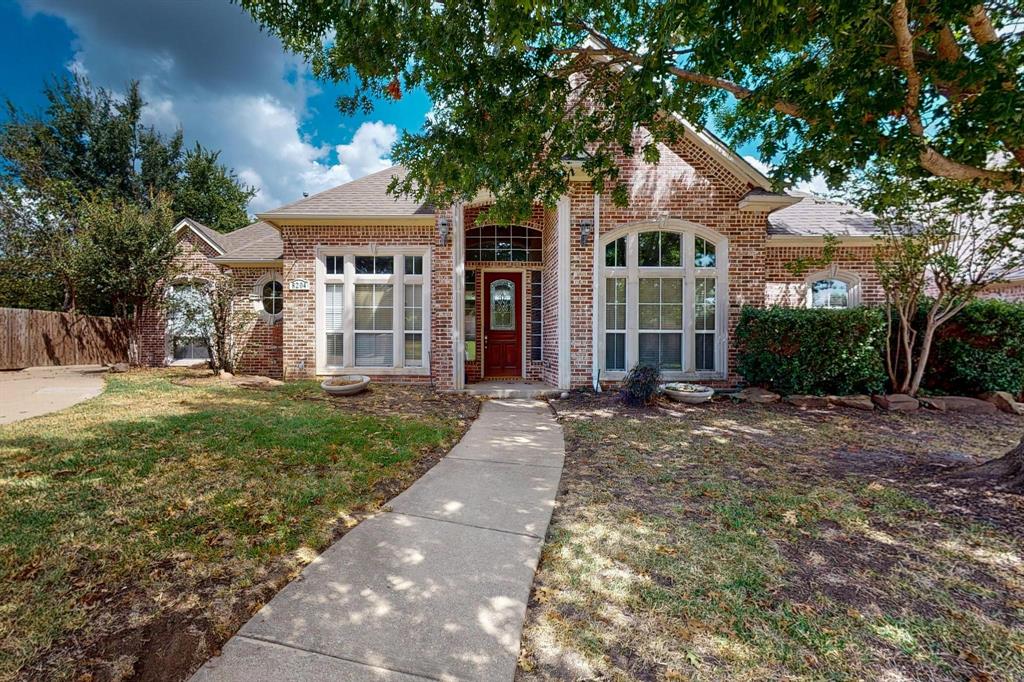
[599,224,727,378]
[317,249,429,373]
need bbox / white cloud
[18,0,398,215]
[744,155,829,195]
[335,122,398,178]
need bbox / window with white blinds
[318,250,429,372]
[325,283,344,366]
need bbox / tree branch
[561,14,1024,191]
[967,4,1000,45]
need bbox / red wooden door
[483,272,522,377]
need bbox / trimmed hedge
[736,306,887,396]
[923,299,1024,399]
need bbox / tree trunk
[909,319,936,396]
[947,436,1024,493]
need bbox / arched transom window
[804,269,861,309]
[465,225,542,262]
[599,223,728,377]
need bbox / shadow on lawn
[518,394,1024,681]
[0,383,464,682]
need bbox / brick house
[981,266,1024,302]
[144,123,892,389]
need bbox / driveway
[0,365,107,425]
[192,398,565,681]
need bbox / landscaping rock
[829,395,875,411]
[737,387,780,404]
[785,394,829,409]
[919,397,947,412]
[981,391,1024,415]
[941,396,998,414]
[237,375,284,389]
[108,362,130,373]
[872,394,919,412]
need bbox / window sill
[317,366,430,377]
[601,370,726,382]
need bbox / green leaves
[239,0,1023,214]
[736,306,888,395]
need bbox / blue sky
[0,0,801,214]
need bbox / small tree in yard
[165,271,258,376]
[203,272,258,375]
[856,170,1024,492]
[76,193,179,366]
[858,171,1023,397]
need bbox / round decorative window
[261,279,283,315]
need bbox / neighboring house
[981,265,1024,302]
[143,123,886,388]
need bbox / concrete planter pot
[321,375,370,396]
[662,383,714,404]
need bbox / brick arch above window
[804,269,862,309]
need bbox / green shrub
[923,299,1024,398]
[620,363,661,406]
[736,306,887,396]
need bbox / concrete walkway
[0,365,106,425]
[193,399,564,682]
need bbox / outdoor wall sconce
[438,218,450,246]
[579,218,594,246]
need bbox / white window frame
[315,246,431,375]
[253,272,285,323]
[597,220,729,381]
[804,268,861,309]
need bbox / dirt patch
[520,391,1024,681]
[311,383,481,422]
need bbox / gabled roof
[175,218,283,262]
[258,166,434,220]
[214,221,283,261]
[768,193,880,237]
[174,218,227,254]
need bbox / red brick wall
[232,268,284,378]
[763,245,886,307]
[140,231,284,377]
[980,281,1024,302]
[573,131,769,387]
[541,205,560,386]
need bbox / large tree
[239,0,1022,216]
[0,77,255,313]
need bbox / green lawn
[0,370,474,681]
[519,395,1024,681]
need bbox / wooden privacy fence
[0,307,128,370]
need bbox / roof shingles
[768,194,879,237]
[259,166,433,218]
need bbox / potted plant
[662,382,714,404]
[321,375,371,396]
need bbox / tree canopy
[1,77,255,231]
[239,0,1023,217]
[0,77,256,313]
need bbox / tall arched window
[465,225,542,262]
[599,222,728,377]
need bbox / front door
[483,272,522,377]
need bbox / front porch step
[459,381,562,399]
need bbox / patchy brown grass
[518,393,1024,681]
[0,370,478,682]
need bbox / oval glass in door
[490,279,515,330]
